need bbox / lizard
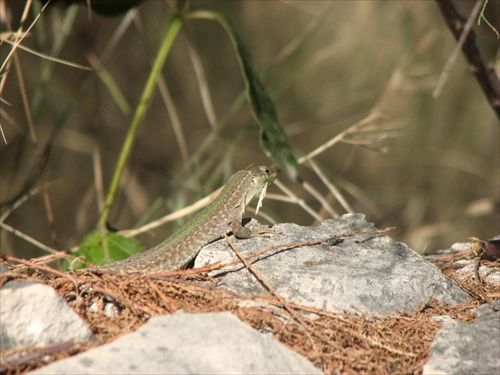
[99,165,277,272]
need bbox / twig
[223,233,323,368]
[220,228,393,270]
[0,222,60,254]
[186,34,218,129]
[298,111,381,163]
[309,158,354,214]
[0,182,59,222]
[6,252,70,269]
[478,0,499,38]
[0,1,51,74]
[117,188,221,239]
[273,179,323,221]
[435,0,500,119]
[6,255,79,293]
[300,179,339,219]
[5,256,155,315]
[0,340,79,372]
[433,0,483,99]
[472,255,494,306]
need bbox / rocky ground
[1,214,498,374]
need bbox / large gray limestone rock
[0,280,95,351]
[31,312,321,374]
[195,214,470,315]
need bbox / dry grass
[1,246,497,375]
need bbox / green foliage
[98,8,297,250]
[1,1,498,262]
[66,231,144,270]
[97,15,183,228]
[201,12,299,180]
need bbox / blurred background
[1,0,498,261]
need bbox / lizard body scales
[100,166,276,272]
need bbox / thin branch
[0,222,60,254]
[273,179,323,221]
[435,0,500,119]
[223,233,323,369]
[1,38,92,71]
[300,180,339,219]
[433,0,483,99]
[117,188,221,238]
[478,0,499,39]
[309,159,354,214]
[0,0,50,74]
[186,34,218,129]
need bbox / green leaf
[65,230,144,270]
[188,11,299,180]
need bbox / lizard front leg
[229,220,275,239]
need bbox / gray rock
[429,241,500,286]
[0,280,95,351]
[196,214,470,315]
[456,261,500,285]
[31,312,321,374]
[423,301,500,375]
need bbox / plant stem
[98,16,183,227]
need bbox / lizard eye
[261,166,270,176]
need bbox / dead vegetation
[1,245,497,375]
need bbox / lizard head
[244,166,277,212]
[251,166,277,186]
